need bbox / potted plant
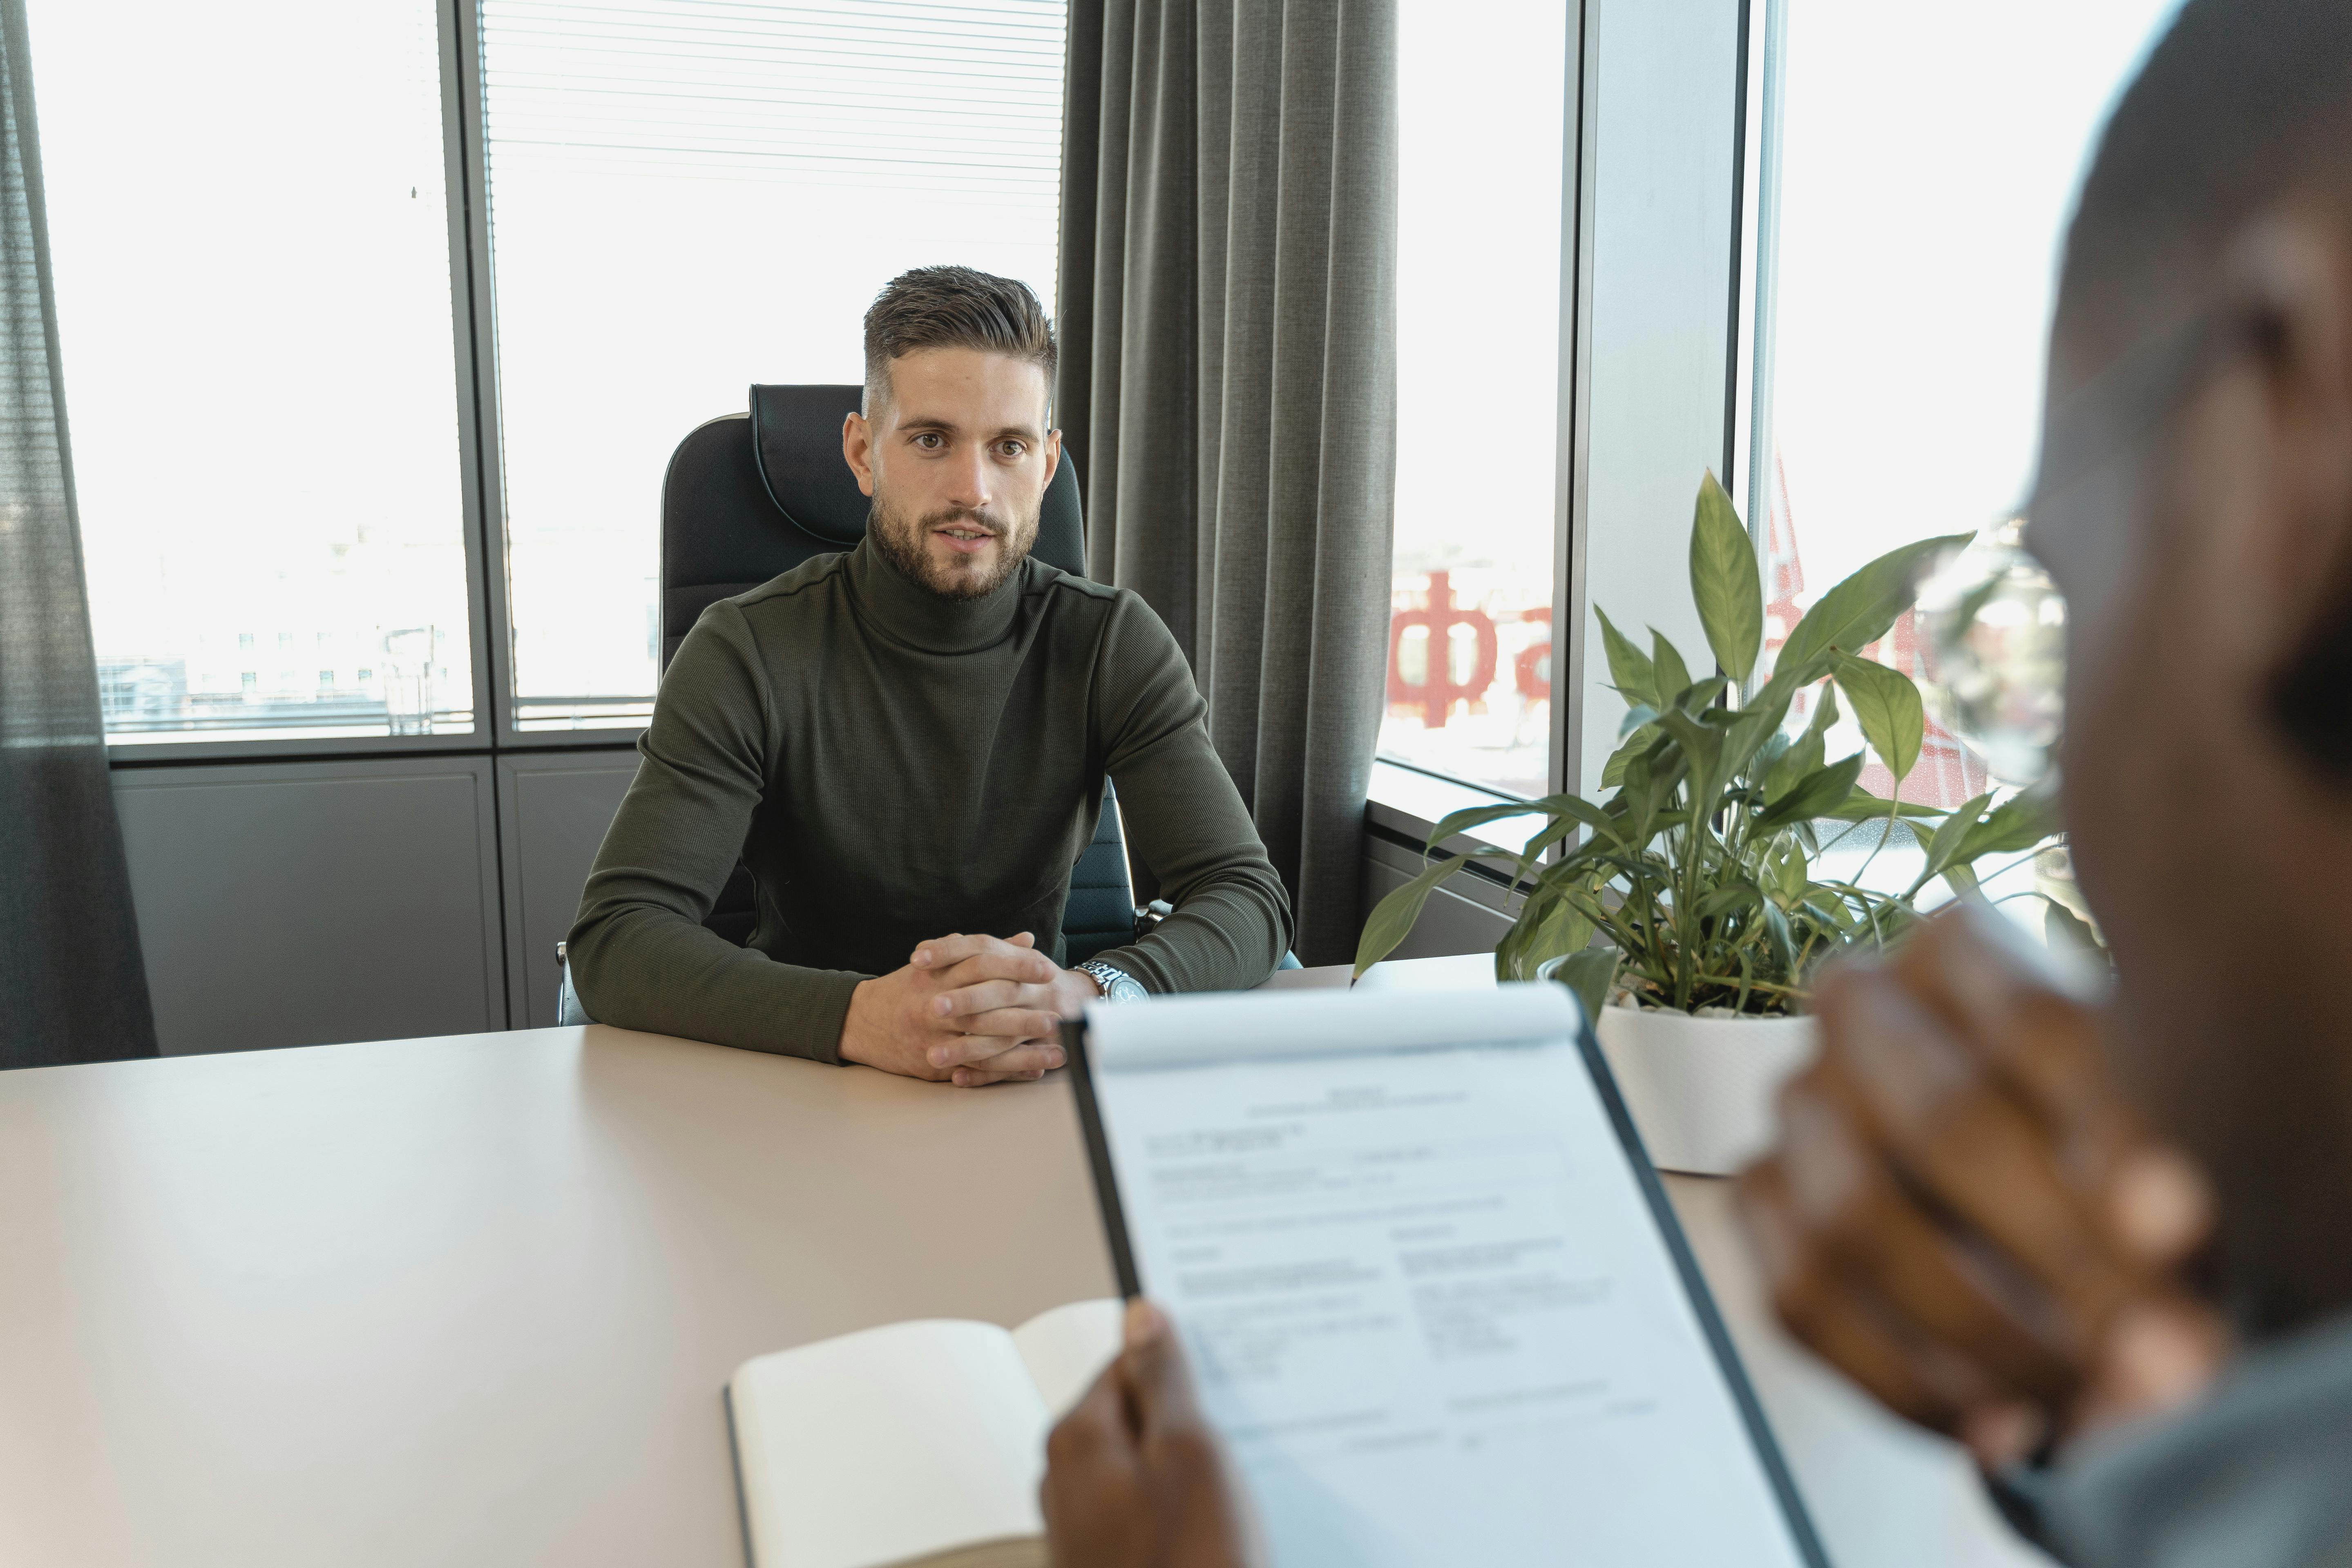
[1354,472,2057,1173]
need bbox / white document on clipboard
[1069,984,1823,1568]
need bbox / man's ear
[1043,427,1062,489]
[2222,214,2352,775]
[842,410,878,498]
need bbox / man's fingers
[1048,1361,1141,1472]
[1040,1360,1144,1550]
[1773,1076,2085,1407]
[1816,964,2143,1331]
[950,1066,1052,1087]
[925,1018,1063,1069]
[2106,1146,2217,1267]
[933,978,1055,1021]
[1119,1299,1211,1436]
[949,1039,1066,1086]
[2077,1296,2229,1432]
[1885,908,2124,1144]
[1739,1156,1975,1434]
[929,950,1061,994]
[910,931,1041,971]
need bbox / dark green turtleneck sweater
[566,537,1293,1062]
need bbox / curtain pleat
[1060,0,1397,965]
[0,0,159,1068]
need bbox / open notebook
[726,1298,1124,1568]
[1068,983,1828,1568]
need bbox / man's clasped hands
[839,930,1103,1088]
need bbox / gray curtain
[1058,0,1398,967]
[0,0,157,1068]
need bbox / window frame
[92,0,1764,788]
[92,0,509,767]
[1370,0,1760,826]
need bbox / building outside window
[1747,0,2182,890]
[31,0,476,744]
[477,0,1069,732]
[1379,0,1567,801]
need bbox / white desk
[0,957,2049,1566]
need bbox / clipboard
[1058,984,1830,1568]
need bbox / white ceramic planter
[1592,1005,1819,1177]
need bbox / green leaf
[1676,675,1731,714]
[1952,784,2062,864]
[1802,887,1860,933]
[1617,741,1689,849]
[1765,728,1825,803]
[1942,861,1983,900]
[1423,800,1551,858]
[1495,885,1548,980]
[1689,469,1765,683]
[1654,708,1732,822]
[1594,606,1658,710]
[1503,892,1597,981]
[1760,688,1827,793]
[1753,753,1866,829]
[1651,631,1695,709]
[1820,788,1943,822]
[1354,853,1468,977]
[1919,792,1993,882]
[1803,683,1841,741]
[1776,532,1973,684]
[1600,730,1654,789]
[1546,947,1622,1027]
[1718,705,1784,780]
[1760,900,1797,970]
[1512,813,1581,886]
[1618,703,1661,741]
[1693,881,1761,922]
[1830,652,1925,783]
[1771,842,1809,904]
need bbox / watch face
[1107,974,1148,1003]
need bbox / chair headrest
[750,384,870,545]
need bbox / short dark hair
[2058,0,2352,343]
[860,265,1056,416]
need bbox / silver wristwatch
[1075,960,1148,1003]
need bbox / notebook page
[1083,987,1811,1568]
[1010,1298,1124,1420]
[730,1320,1047,1568]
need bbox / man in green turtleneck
[567,266,1293,1086]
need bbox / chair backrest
[657,384,1126,958]
[659,383,1086,668]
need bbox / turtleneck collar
[842,532,1030,655]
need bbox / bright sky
[1767,0,2186,595]
[482,0,1066,704]
[29,0,472,696]
[1392,0,1565,582]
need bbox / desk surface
[0,958,2048,1567]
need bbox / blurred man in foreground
[1039,0,2352,1561]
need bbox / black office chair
[557,385,1150,1025]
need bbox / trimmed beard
[867,486,1041,601]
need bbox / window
[31,0,477,744]
[477,0,1070,732]
[1379,0,1568,800]
[1744,0,2181,886]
